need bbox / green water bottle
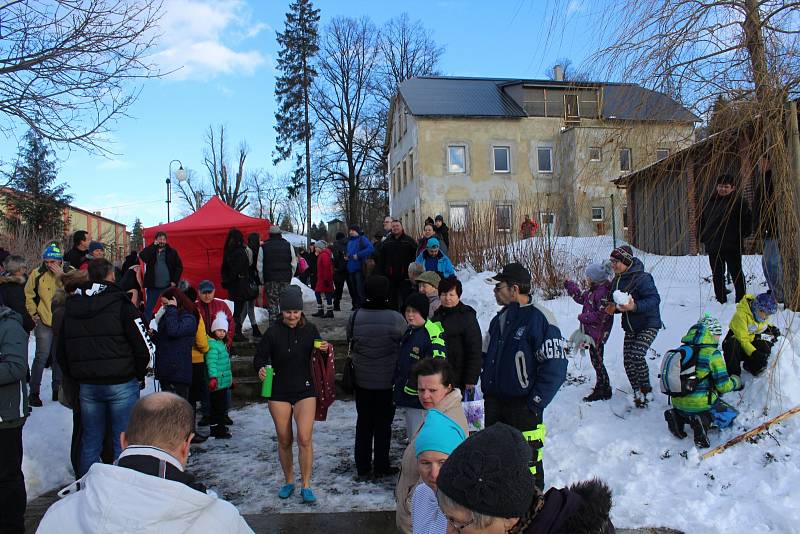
[261,365,274,398]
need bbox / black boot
[333,302,341,312]
[29,392,42,407]
[583,387,612,402]
[191,433,208,444]
[251,324,263,338]
[664,409,687,439]
[311,307,325,318]
[689,414,711,448]
[210,424,232,439]
[324,310,334,319]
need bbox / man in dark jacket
[700,174,752,304]
[58,258,154,477]
[63,230,89,270]
[0,306,30,534]
[377,220,418,310]
[0,255,36,333]
[433,215,450,249]
[257,226,297,323]
[332,232,348,311]
[139,232,183,322]
[482,263,567,490]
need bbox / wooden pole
[702,405,800,460]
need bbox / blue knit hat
[42,243,63,260]
[426,237,440,249]
[753,293,777,316]
[88,241,104,254]
[415,409,466,458]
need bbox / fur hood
[515,478,615,534]
[0,274,26,286]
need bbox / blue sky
[1,0,599,229]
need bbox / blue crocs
[278,483,295,499]
[300,487,317,504]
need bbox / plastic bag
[462,387,485,433]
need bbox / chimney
[93,211,102,216]
[553,64,565,82]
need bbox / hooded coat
[0,307,29,428]
[431,302,482,389]
[563,279,613,346]
[154,306,198,385]
[36,461,254,533]
[0,273,35,332]
[513,479,616,534]
[610,257,662,333]
[314,248,335,293]
[727,293,772,357]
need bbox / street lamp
[166,159,187,222]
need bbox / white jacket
[37,462,254,534]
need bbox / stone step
[231,376,263,401]
[230,355,255,378]
[230,341,258,358]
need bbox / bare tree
[248,169,285,223]
[311,17,383,225]
[375,13,444,106]
[174,168,207,213]
[283,187,308,235]
[203,125,250,211]
[0,0,163,151]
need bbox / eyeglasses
[493,284,509,292]
[445,514,476,533]
[609,258,621,264]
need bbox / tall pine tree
[274,0,319,246]
[130,218,144,251]
[4,130,71,237]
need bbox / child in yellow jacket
[722,292,780,378]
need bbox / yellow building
[387,73,698,238]
[0,188,129,262]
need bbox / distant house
[0,187,129,261]
[386,71,698,238]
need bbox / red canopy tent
[143,196,270,299]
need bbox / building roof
[398,76,698,123]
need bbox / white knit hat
[211,311,228,332]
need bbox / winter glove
[765,325,781,338]
[209,377,218,392]
[752,339,773,353]
[604,303,617,315]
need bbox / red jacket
[310,344,336,421]
[195,298,234,349]
[314,248,334,293]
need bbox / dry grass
[0,224,64,269]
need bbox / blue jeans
[762,239,784,303]
[30,322,60,396]
[79,379,140,477]
[144,287,167,323]
[347,271,365,308]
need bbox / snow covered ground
[21,238,800,532]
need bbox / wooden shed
[614,128,755,256]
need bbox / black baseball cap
[486,262,531,285]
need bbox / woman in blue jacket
[415,238,455,279]
[606,245,662,408]
[153,288,198,400]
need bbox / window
[400,159,406,188]
[493,146,510,173]
[623,206,629,229]
[591,207,605,221]
[589,147,602,161]
[539,212,555,226]
[656,148,669,160]
[496,204,512,232]
[619,148,632,172]
[449,204,468,231]
[565,94,579,119]
[448,145,466,173]
[537,147,553,173]
[408,152,414,183]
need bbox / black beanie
[365,275,390,303]
[403,292,430,320]
[437,423,536,518]
[279,285,304,311]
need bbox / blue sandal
[278,483,295,499]
[301,487,317,504]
